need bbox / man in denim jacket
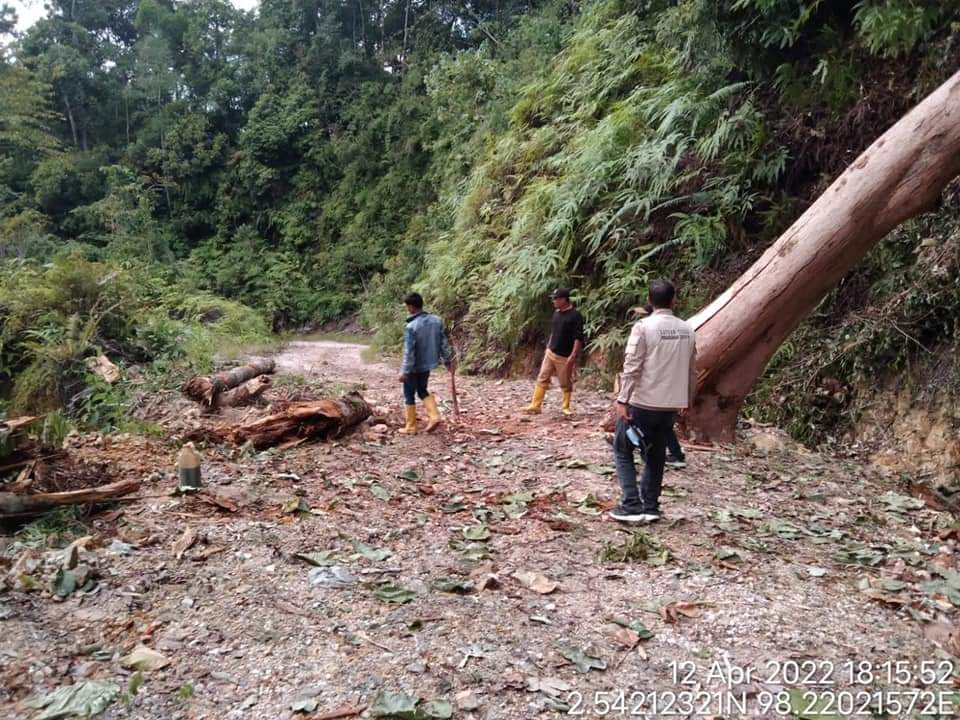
[399,292,454,434]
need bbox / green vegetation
[1,0,959,442]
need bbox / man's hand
[566,359,577,382]
[399,374,407,383]
[617,402,630,421]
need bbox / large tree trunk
[689,70,960,442]
[186,392,372,450]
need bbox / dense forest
[1,0,959,444]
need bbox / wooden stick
[314,704,368,720]
[449,369,461,422]
[0,478,139,515]
[356,632,395,654]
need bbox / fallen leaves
[557,643,607,673]
[374,583,416,604]
[28,680,120,720]
[172,528,197,561]
[511,569,558,594]
[658,601,703,624]
[121,644,170,671]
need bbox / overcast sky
[9,0,261,31]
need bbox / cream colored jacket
[617,309,697,410]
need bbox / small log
[0,478,140,516]
[214,375,272,408]
[7,460,37,493]
[189,392,371,449]
[182,359,276,407]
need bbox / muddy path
[3,340,959,720]
[268,337,394,380]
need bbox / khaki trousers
[536,349,574,390]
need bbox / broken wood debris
[182,358,276,407]
[0,478,140,516]
[187,392,371,450]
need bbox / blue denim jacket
[401,312,453,374]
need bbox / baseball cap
[550,288,571,299]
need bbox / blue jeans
[403,371,430,406]
[612,406,675,513]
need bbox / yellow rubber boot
[423,395,442,432]
[561,389,573,416]
[399,405,418,434]
[523,383,547,414]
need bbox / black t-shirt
[548,308,585,358]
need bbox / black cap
[550,288,571,300]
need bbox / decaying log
[183,359,276,407]
[215,374,272,408]
[0,478,140,516]
[189,392,371,449]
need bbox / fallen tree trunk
[0,478,140,516]
[188,392,371,449]
[688,69,960,442]
[182,359,276,407]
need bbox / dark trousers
[612,406,676,513]
[666,427,684,459]
[403,371,431,405]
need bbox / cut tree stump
[0,478,140,516]
[187,392,371,450]
[182,359,276,407]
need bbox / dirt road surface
[2,339,958,719]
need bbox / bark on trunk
[689,70,960,442]
[214,375,272,408]
[0,478,139,516]
[182,359,276,407]
[187,392,371,450]
[63,95,78,148]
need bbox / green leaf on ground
[374,584,416,604]
[575,494,603,516]
[558,644,607,673]
[761,518,805,539]
[53,569,77,597]
[459,543,491,561]
[463,525,491,541]
[715,547,741,562]
[29,680,121,720]
[398,469,419,482]
[608,617,654,640]
[880,492,925,516]
[442,498,467,513]
[599,530,670,565]
[369,690,420,718]
[282,497,311,514]
[432,577,475,594]
[370,483,393,501]
[352,541,392,561]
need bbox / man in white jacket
[610,280,697,523]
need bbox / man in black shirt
[523,288,585,416]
